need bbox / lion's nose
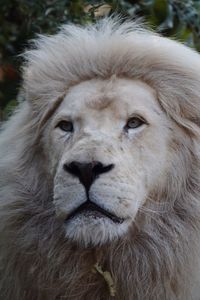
[64,161,114,191]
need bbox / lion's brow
[86,96,113,110]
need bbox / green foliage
[1,0,200,120]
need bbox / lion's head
[1,17,200,300]
[44,78,171,246]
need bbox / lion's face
[43,78,172,246]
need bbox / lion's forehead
[55,78,165,125]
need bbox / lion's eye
[126,117,145,129]
[56,121,73,132]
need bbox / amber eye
[126,117,145,129]
[57,121,73,132]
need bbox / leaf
[93,263,116,297]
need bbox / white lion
[0,17,200,300]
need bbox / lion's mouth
[65,201,124,224]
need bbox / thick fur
[1,17,200,300]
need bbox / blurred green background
[1,0,200,120]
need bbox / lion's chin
[64,214,130,247]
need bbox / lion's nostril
[93,162,114,175]
[63,161,114,191]
[64,161,82,178]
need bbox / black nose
[64,161,114,191]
